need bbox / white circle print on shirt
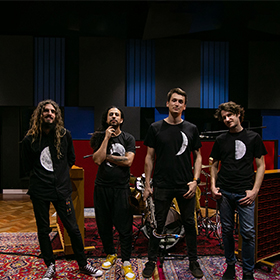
[40,146,54,171]
[235,140,246,160]
[106,143,126,167]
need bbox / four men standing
[22,96,267,280]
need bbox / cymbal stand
[152,229,185,267]
[198,170,223,247]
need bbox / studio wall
[0,36,33,106]
[79,37,127,133]
[0,107,21,189]
[248,41,280,109]
[155,39,201,107]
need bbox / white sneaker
[41,263,55,280]
[79,263,103,277]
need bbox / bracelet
[193,177,201,185]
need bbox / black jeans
[31,196,87,267]
[148,188,197,262]
[94,185,133,262]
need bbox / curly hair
[27,99,66,158]
[214,101,245,123]
[90,106,124,150]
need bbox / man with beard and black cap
[90,106,136,280]
[22,100,103,280]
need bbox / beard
[42,121,56,130]
[108,120,119,129]
[111,124,119,130]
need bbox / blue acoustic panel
[126,39,155,107]
[201,41,229,109]
[34,37,65,106]
[64,107,94,140]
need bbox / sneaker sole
[102,263,116,270]
[142,272,154,278]
[190,272,204,279]
[79,270,103,277]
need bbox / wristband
[193,178,201,185]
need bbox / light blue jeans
[218,189,255,273]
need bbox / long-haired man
[22,99,102,280]
[90,106,136,280]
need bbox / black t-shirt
[210,129,267,193]
[21,129,76,200]
[144,119,202,189]
[95,131,135,188]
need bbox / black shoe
[142,261,155,278]
[189,260,204,279]
[243,272,254,280]
[41,263,55,280]
[222,264,236,279]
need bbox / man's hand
[239,189,257,206]
[105,126,116,139]
[143,182,153,201]
[183,181,197,199]
[211,185,222,200]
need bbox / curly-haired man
[210,101,267,280]
[22,100,102,280]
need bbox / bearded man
[90,106,136,280]
[22,99,102,280]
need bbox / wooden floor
[0,193,216,233]
[0,193,56,233]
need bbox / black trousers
[148,188,198,262]
[94,185,133,262]
[31,196,87,267]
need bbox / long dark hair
[90,106,124,150]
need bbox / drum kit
[130,174,185,251]
[129,167,223,255]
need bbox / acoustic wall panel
[201,41,229,109]
[155,39,201,108]
[34,37,65,106]
[0,107,20,189]
[79,37,126,131]
[79,37,125,107]
[120,107,141,140]
[126,39,155,107]
[0,36,33,106]
[248,42,280,109]
[64,107,94,140]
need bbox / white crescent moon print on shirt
[235,140,246,160]
[176,131,189,156]
[40,146,54,171]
